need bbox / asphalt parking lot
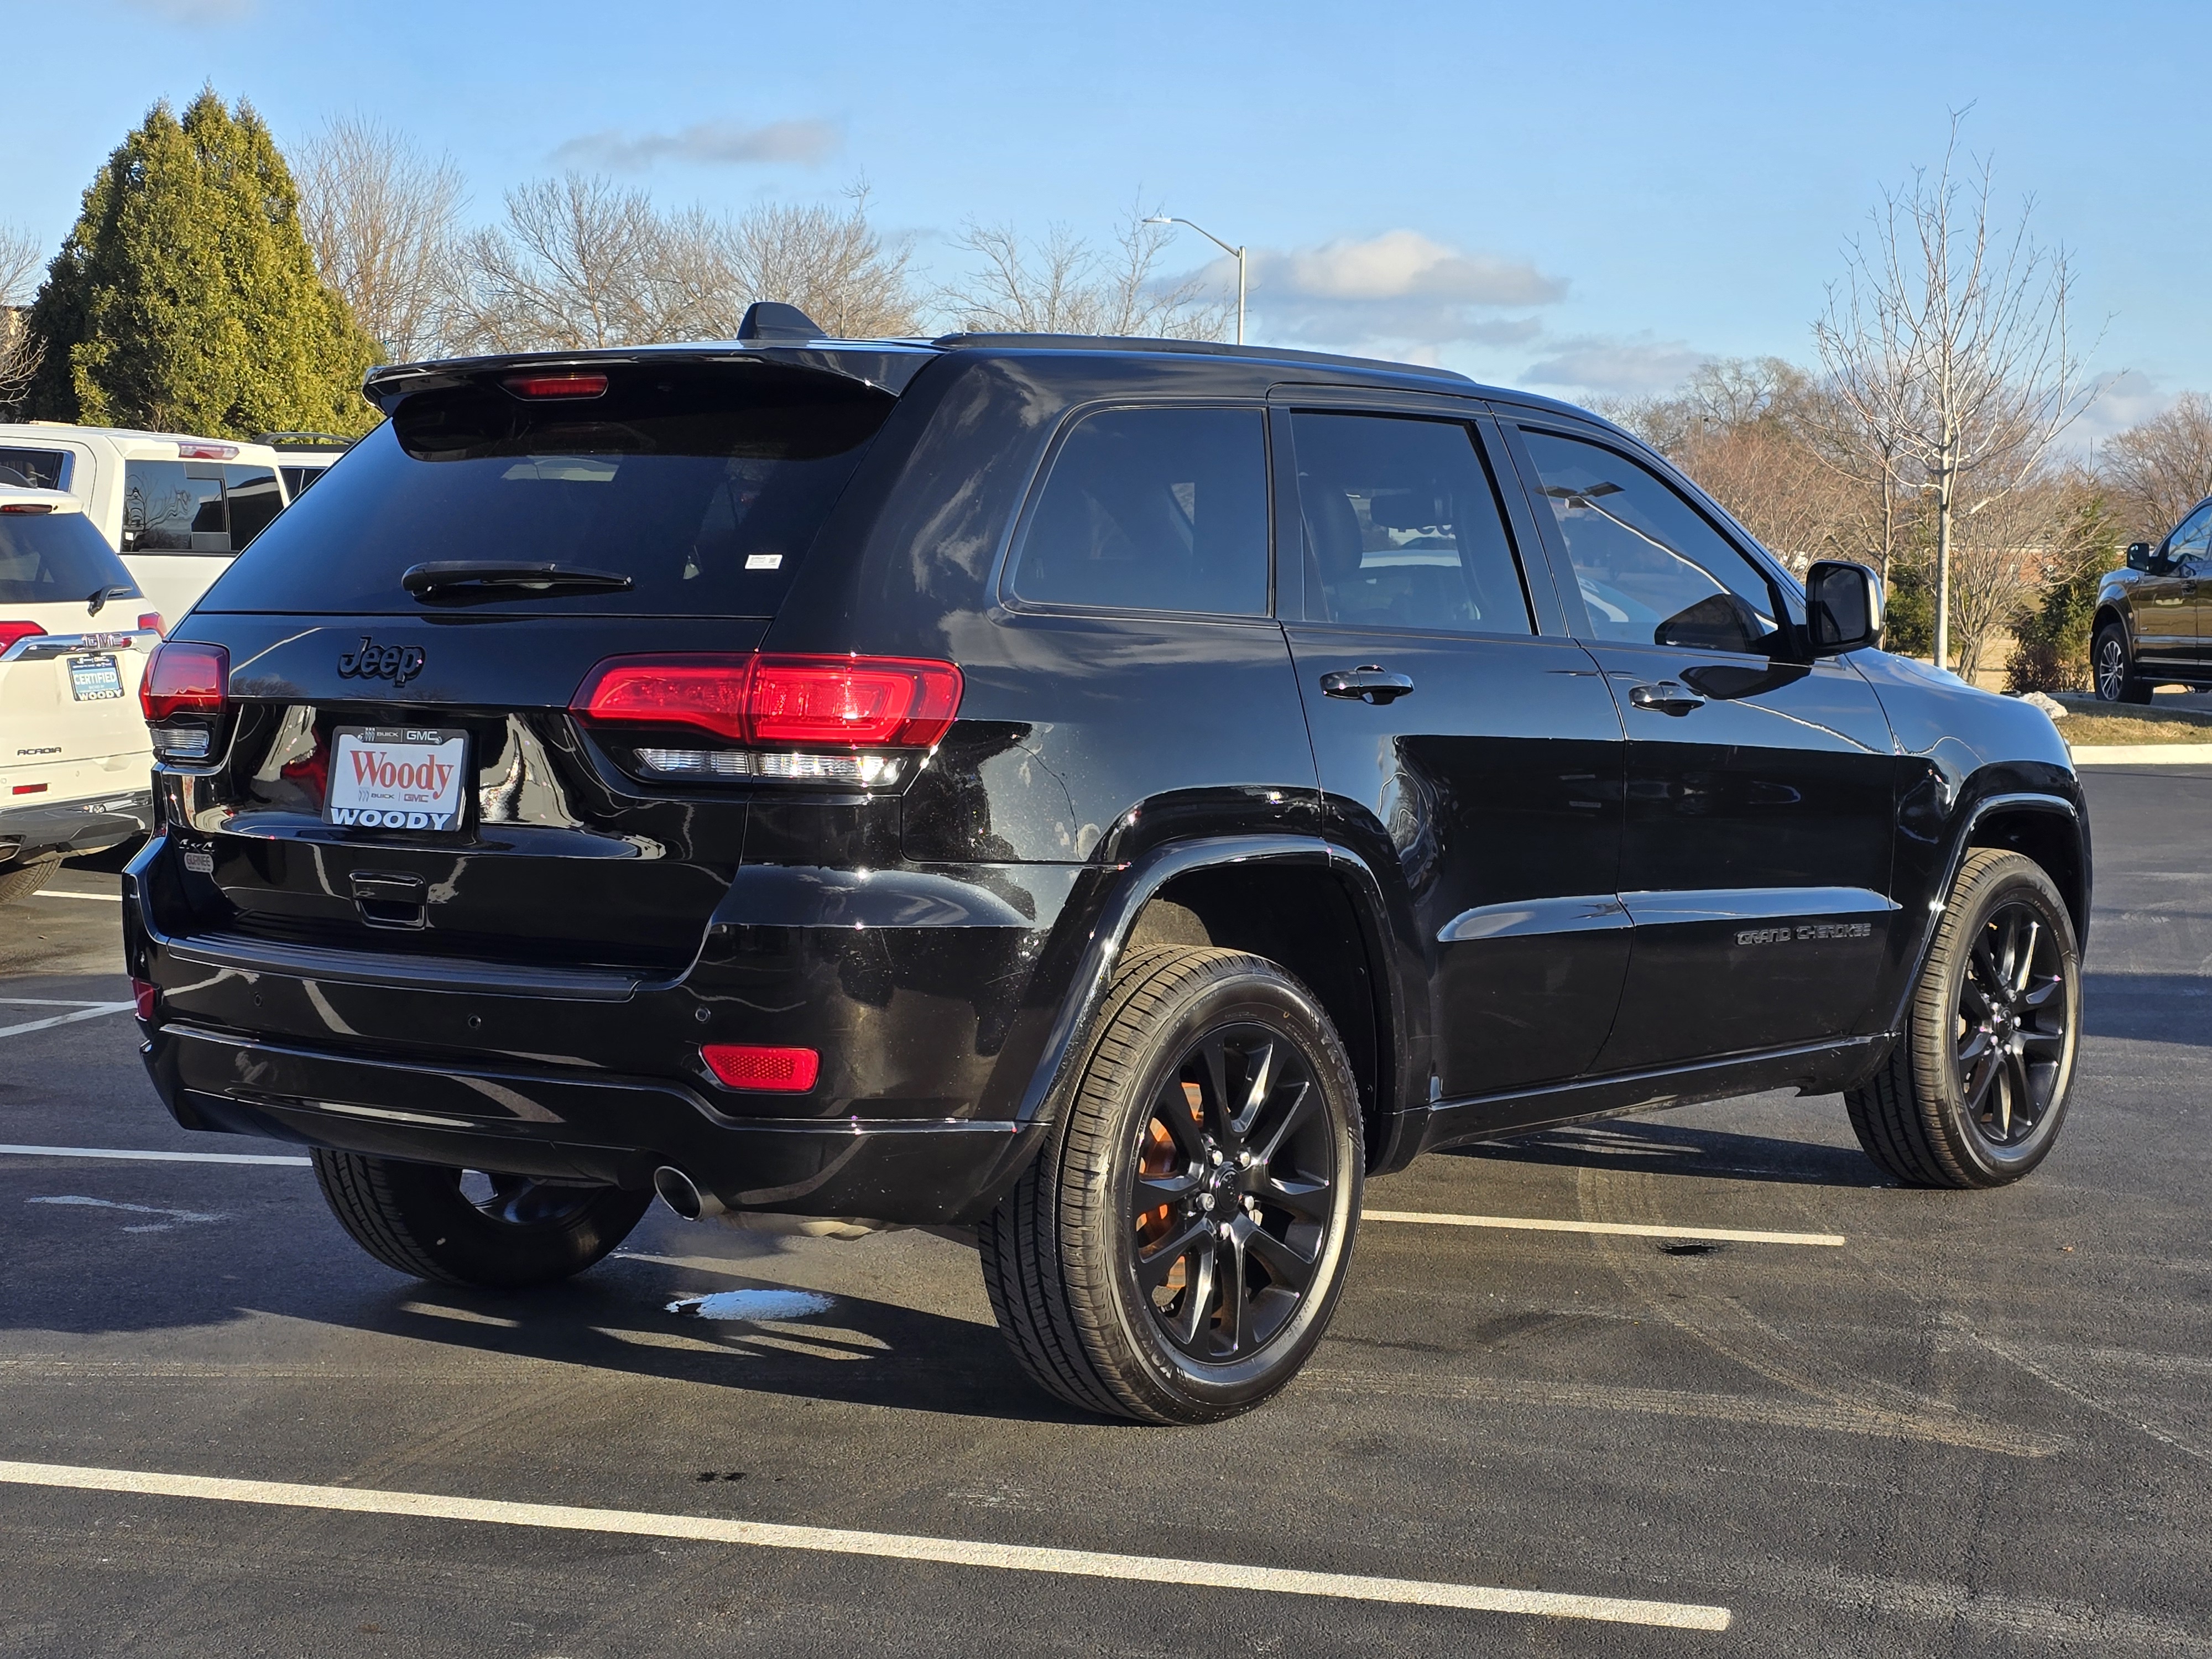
[3,765,2208,1658]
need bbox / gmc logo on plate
[336,637,426,687]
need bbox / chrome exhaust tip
[652,1165,727,1222]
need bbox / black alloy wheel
[980,946,1363,1424]
[1845,849,2081,1188]
[313,1148,652,1287]
[1952,899,2071,1151]
[1129,1024,1339,1364]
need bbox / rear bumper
[0,786,151,862]
[143,1021,1041,1225]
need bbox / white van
[0,422,293,628]
[0,484,156,904]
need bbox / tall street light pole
[1145,216,1245,345]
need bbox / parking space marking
[32,889,123,902]
[0,1459,1733,1630]
[0,1003,136,1039]
[0,1144,312,1167]
[1365,1209,1845,1246]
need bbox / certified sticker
[326,727,468,831]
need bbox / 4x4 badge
[337,637,426,687]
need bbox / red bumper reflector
[132,979,158,1021]
[12,782,48,795]
[702,1044,820,1092]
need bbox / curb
[2067,744,2212,766]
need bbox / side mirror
[1806,560,1883,654]
[2126,542,2153,571]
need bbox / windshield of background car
[194,365,895,615]
[0,510,139,607]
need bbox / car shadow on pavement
[1441,1119,1889,1187]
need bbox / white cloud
[1521,335,1709,399]
[1219,229,1564,348]
[2066,368,2183,452]
[552,118,841,172]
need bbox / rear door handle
[1319,666,1416,705]
[1627,680,1707,716]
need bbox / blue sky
[4,0,2204,441]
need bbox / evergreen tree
[25,90,379,438]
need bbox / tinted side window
[222,464,285,547]
[2162,503,2212,571]
[0,446,70,491]
[1009,407,1268,616]
[123,460,228,553]
[1291,413,1530,634]
[1521,429,1783,654]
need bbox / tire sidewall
[1067,968,1362,1418]
[380,1159,649,1287]
[2093,625,2128,702]
[1917,859,2081,1183]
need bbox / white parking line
[0,1459,1731,1630]
[0,1144,312,1167]
[0,1003,135,1039]
[32,889,123,902]
[1365,1209,1845,1247]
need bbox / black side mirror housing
[2126,542,2153,571]
[1805,560,1884,654]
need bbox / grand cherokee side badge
[337,637,426,687]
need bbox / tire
[312,1150,652,1288]
[0,856,62,908]
[979,946,1364,1424]
[1846,849,2081,1188]
[2093,623,2152,704]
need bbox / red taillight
[750,656,963,748]
[138,613,165,636]
[504,372,608,400]
[176,441,238,461]
[139,640,229,720]
[0,502,55,514]
[0,620,44,651]
[702,1044,820,1092]
[571,654,963,751]
[132,979,158,1021]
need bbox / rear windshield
[196,364,894,616]
[0,447,71,491]
[0,510,139,607]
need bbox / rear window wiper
[401,561,635,600]
[86,583,136,616]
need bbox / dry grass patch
[2048,697,2212,746]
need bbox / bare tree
[659,186,919,338]
[0,223,45,415]
[1813,116,2093,671]
[1945,477,2072,681]
[2099,393,2212,544]
[447,174,666,352]
[938,207,1228,339]
[296,117,465,363]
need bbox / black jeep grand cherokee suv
[124,312,2090,1423]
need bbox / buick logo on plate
[336,637,426,687]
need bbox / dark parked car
[2094,495,2212,701]
[124,309,2091,1422]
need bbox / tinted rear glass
[0,447,71,491]
[0,511,138,606]
[196,365,894,615]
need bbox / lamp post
[1144,215,1246,345]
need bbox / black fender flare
[1008,833,1415,1162]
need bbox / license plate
[68,655,124,701]
[326,727,468,831]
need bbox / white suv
[0,422,293,626]
[0,484,157,905]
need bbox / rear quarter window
[1007,405,1269,617]
[195,365,894,617]
[0,447,71,491]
